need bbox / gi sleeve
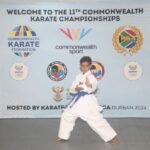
[69,75,80,94]
[83,75,98,93]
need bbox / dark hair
[80,56,92,65]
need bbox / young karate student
[56,56,118,144]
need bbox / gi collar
[82,70,91,77]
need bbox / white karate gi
[58,70,117,142]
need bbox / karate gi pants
[58,94,117,142]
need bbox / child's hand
[75,85,84,92]
[85,77,92,88]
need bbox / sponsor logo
[8,25,40,57]
[55,28,97,54]
[47,61,67,81]
[60,28,92,41]
[113,25,143,55]
[124,61,143,80]
[10,62,29,80]
[52,86,64,101]
[90,61,105,80]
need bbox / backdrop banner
[0,1,150,118]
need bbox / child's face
[80,62,91,73]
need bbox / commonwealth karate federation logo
[47,61,67,81]
[8,25,40,57]
[60,28,92,41]
[90,61,105,80]
[113,26,143,55]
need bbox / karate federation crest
[47,61,67,81]
[113,26,143,55]
[90,61,105,80]
[52,86,64,101]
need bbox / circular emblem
[8,25,40,57]
[10,62,29,81]
[124,62,143,80]
[113,25,143,55]
[47,61,67,81]
[90,61,105,80]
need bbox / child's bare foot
[110,136,119,144]
[55,137,66,142]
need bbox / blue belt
[64,91,92,109]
